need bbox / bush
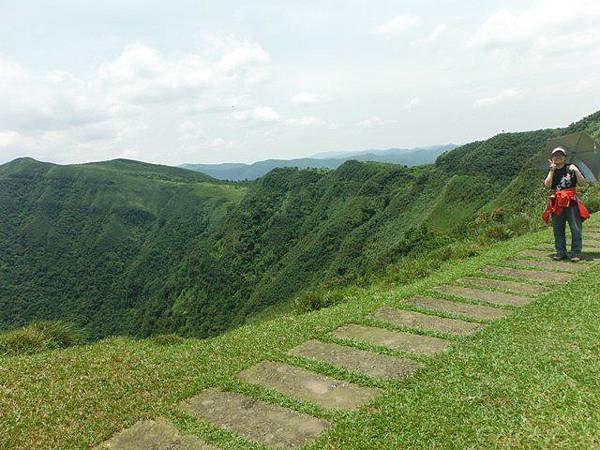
[294,289,346,314]
[149,333,186,346]
[0,321,85,357]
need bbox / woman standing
[543,146,589,262]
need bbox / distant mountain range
[180,144,458,180]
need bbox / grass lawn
[1,220,600,449]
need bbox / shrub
[149,333,186,346]
[294,289,346,314]
[0,321,85,357]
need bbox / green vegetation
[1,111,599,343]
[1,220,599,449]
[0,320,84,357]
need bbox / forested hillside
[2,110,599,340]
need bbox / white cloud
[474,88,526,107]
[404,98,421,109]
[414,24,448,45]
[375,14,420,35]
[98,41,271,104]
[470,0,600,56]
[0,56,111,133]
[231,106,281,122]
[286,116,322,126]
[0,36,274,164]
[291,92,320,105]
[356,116,397,127]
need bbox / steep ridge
[1,110,600,341]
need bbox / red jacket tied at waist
[542,187,590,223]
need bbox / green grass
[0,321,85,357]
[1,218,600,449]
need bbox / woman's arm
[544,160,555,188]
[570,164,587,185]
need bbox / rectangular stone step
[331,324,451,355]
[504,258,587,272]
[288,339,423,379]
[459,276,548,296]
[180,388,330,449]
[483,265,572,283]
[403,296,509,320]
[97,418,218,450]
[520,249,556,258]
[533,240,600,255]
[368,306,483,336]
[434,285,531,307]
[237,361,381,411]
[586,232,600,239]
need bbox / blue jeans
[551,203,583,257]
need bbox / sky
[1,0,600,166]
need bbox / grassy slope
[1,217,599,449]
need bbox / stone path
[181,388,329,449]
[535,241,600,251]
[331,324,451,355]
[368,306,483,336]
[502,258,587,272]
[237,361,381,411]
[521,248,600,262]
[289,339,423,379]
[97,418,218,450]
[98,221,600,449]
[403,296,508,320]
[433,285,532,306]
[457,276,548,296]
[483,265,572,283]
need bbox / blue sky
[1,0,599,165]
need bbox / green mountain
[2,110,599,341]
[180,144,456,181]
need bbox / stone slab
[535,243,600,254]
[289,339,423,379]
[586,232,600,239]
[434,285,531,307]
[520,249,557,259]
[97,418,217,450]
[505,258,587,272]
[483,265,572,283]
[403,296,509,320]
[237,361,381,411]
[181,388,329,449]
[368,306,483,336]
[331,324,450,355]
[459,276,548,296]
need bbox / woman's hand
[548,159,557,171]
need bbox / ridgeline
[1,110,600,342]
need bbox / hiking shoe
[553,254,567,261]
[570,256,581,263]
